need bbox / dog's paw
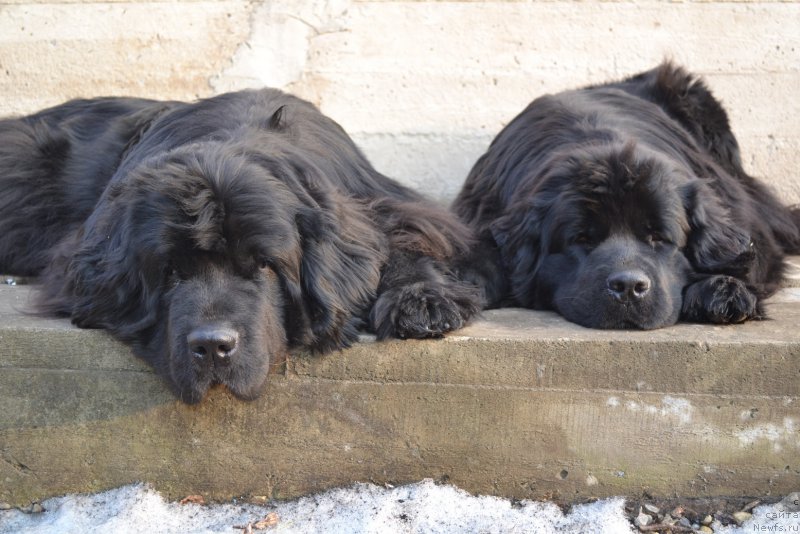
[371,281,481,340]
[683,275,761,324]
[704,276,760,324]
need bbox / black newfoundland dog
[0,89,480,403]
[454,62,800,329]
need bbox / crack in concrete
[283,13,349,37]
[1,450,33,477]
[207,0,262,93]
[209,0,353,96]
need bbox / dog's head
[43,142,385,402]
[491,143,753,329]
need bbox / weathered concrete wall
[1,268,799,506]
[0,0,798,203]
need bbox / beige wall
[1,0,798,204]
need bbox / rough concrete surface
[1,260,799,506]
[1,0,799,204]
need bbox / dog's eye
[649,232,664,243]
[574,232,592,245]
[258,258,270,270]
[166,262,189,280]
[166,264,180,281]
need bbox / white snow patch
[619,396,693,424]
[659,396,693,425]
[536,363,546,380]
[4,482,798,534]
[1,480,637,534]
[735,417,798,451]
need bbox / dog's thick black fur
[0,89,480,402]
[453,62,800,329]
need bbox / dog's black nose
[188,326,239,367]
[607,270,651,302]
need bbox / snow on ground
[1,480,798,534]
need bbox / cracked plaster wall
[0,0,798,204]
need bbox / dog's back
[605,62,800,255]
[0,98,174,275]
[116,88,475,264]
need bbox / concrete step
[1,259,799,506]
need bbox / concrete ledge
[2,261,800,506]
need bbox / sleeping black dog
[0,89,480,403]
[454,62,800,329]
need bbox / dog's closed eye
[573,232,591,245]
[647,230,666,246]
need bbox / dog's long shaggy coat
[453,62,800,329]
[0,89,480,402]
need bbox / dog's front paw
[682,275,761,324]
[370,281,480,340]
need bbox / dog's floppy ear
[35,200,164,350]
[241,149,386,352]
[489,198,545,307]
[276,193,386,353]
[682,179,754,276]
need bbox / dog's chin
[174,375,211,405]
[554,291,682,331]
[573,313,674,331]
[560,309,677,330]
[172,370,269,404]
[167,347,272,404]
[225,375,270,402]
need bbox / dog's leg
[369,250,481,340]
[452,233,511,309]
[681,275,762,324]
